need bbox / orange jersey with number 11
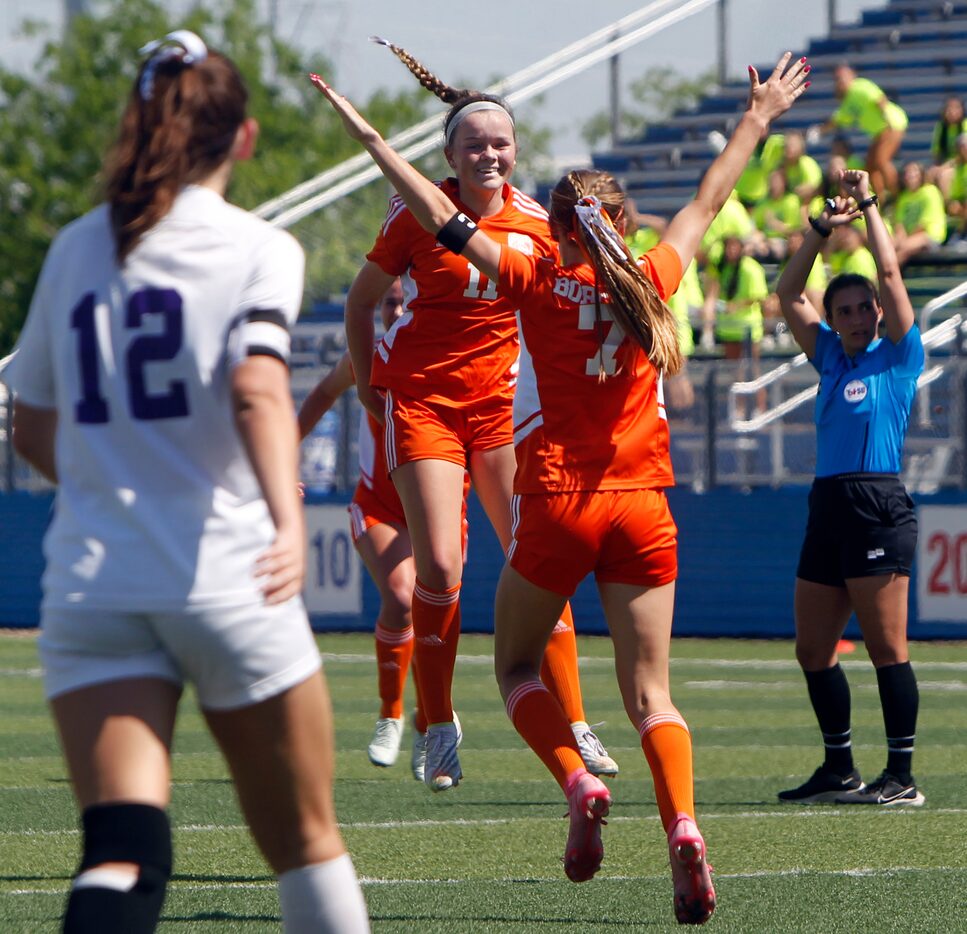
[367,179,555,408]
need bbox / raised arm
[309,74,501,282]
[297,351,354,440]
[662,54,810,269]
[840,169,915,342]
[776,194,858,357]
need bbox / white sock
[278,853,370,933]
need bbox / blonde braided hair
[371,37,515,141]
[550,170,683,378]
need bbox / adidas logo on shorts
[866,548,886,560]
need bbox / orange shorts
[349,472,472,563]
[507,488,678,596]
[383,390,513,471]
[348,478,406,544]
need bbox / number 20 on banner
[303,505,361,615]
[918,505,967,622]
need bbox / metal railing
[255,0,720,229]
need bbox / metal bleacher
[594,0,967,216]
[585,0,967,493]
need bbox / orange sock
[411,579,461,724]
[374,622,413,720]
[640,712,695,832]
[506,680,586,791]
[539,602,587,725]
[410,654,427,734]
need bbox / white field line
[3,864,955,897]
[1,653,966,678]
[4,807,967,840]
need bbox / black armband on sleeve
[436,212,478,254]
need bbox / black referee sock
[804,664,854,775]
[876,661,919,783]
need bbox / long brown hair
[373,38,515,142]
[550,170,683,378]
[103,47,248,262]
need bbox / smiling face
[827,283,882,355]
[445,109,517,205]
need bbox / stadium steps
[591,0,967,218]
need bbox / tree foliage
[0,0,434,353]
[581,65,717,149]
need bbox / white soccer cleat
[424,713,463,792]
[367,716,404,768]
[572,721,619,776]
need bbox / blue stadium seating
[591,0,967,219]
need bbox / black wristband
[436,211,478,254]
[808,216,831,238]
[858,194,879,210]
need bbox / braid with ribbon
[553,170,683,377]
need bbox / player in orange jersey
[311,49,808,924]
[299,280,469,780]
[341,41,616,793]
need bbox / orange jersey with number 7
[501,242,683,493]
[367,179,555,407]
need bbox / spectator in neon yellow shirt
[763,229,828,347]
[735,133,785,206]
[702,236,769,412]
[829,224,878,281]
[781,131,823,203]
[892,161,947,266]
[928,96,967,197]
[944,133,967,241]
[752,171,803,259]
[699,190,755,264]
[625,204,700,410]
[814,63,907,196]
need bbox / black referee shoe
[835,771,925,806]
[778,766,864,804]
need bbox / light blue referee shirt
[811,322,924,477]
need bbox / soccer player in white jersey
[5,32,369,933]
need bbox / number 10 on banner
[303,505,361,615]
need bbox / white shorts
[39,598,321,711]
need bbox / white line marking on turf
[5,808,967,839]
[6,865,949,896]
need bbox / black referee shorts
[796,473,918,587]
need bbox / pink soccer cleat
[563,772,612,883]
[667,812,716,925]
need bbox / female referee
[776,169,925,808]
[310,49,809,925]
[8,32,369,932]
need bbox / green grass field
[1,632,965,932]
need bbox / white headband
[138,30,208,101]
[573,196,631,265]
[444,101,513,146]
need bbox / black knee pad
[65,804,172,933]
[80,802,172,878]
